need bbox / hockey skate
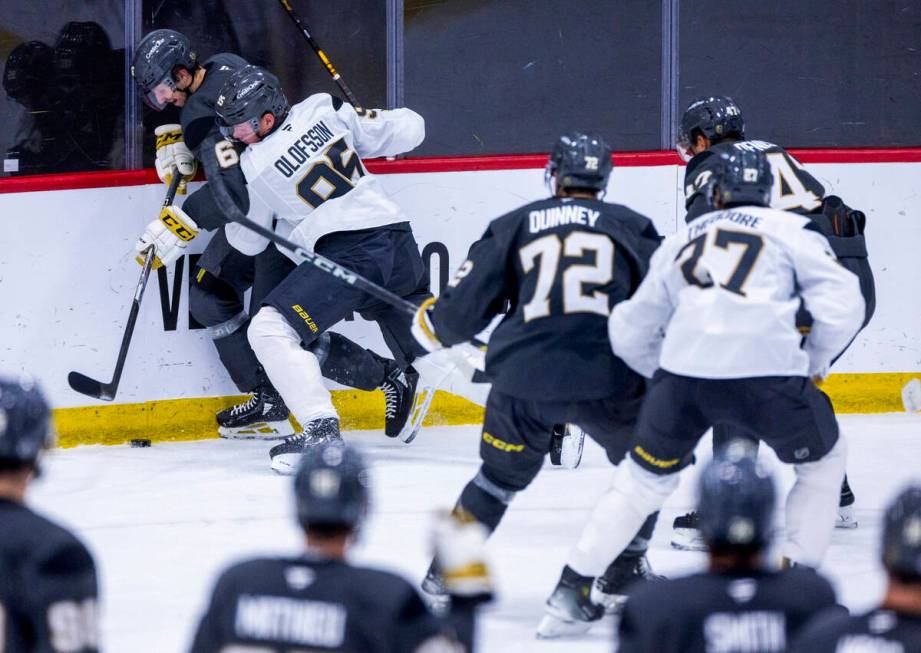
[591,554,664,614]
[381,365,434,444]
[837,476,858,529]
[670,510,707,551]
[549,423,586,469]
[536,566,604,639]
[217,385,294,440]
[269,417,341,475]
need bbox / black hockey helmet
[3,41,53,102]
[294,442,370,531]
[215,65,289,143]
[882,485,921,582]
[0,375,54,469]
[677,95,745,161]
[710,149,773,209]
[697,440,776,551]
[130,29,197,110]
[545,132,613,196]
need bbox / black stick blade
[67,371,114,401]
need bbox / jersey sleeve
[223,155,274,256]
[608,242,676,378]
[23,539,100,653]
[683,151,718,222]
[791,226,865,376]
[334,99,425,159]
[786,607,850,653]
[429,222,513,347]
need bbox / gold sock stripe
[51,372,919,448]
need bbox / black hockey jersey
[0,499,99,653]
[616,567,836,653]
[684,140,825,222]
[188,555,471,653]
[180,53,248,158]
[430,196,660,402]
[790,607,921,653]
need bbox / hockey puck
[130,438,152,448]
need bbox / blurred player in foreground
[616,441,837,652]
[539,148,864,637]
[411,133,664,622]
[189,441,490,652]
[672,95,874,547]
[0,376,99,652]
[790,485,921,652]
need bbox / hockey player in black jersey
[0,375,99,653]
[671,95,874,549]
[411,133,664,633]
[790,485,921,653]
[541,148,863,639]
[616,441,838,653]
[188,441,490,652]
[130,30,416,440]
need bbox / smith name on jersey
[610,204,863,380]
[225,94,424,259]
[427,196,661,402]
[617,567,836,653]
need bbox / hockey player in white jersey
[212,65,451,473]
[537,148,864,637]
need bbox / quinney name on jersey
[226,94,425,258]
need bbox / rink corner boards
[51,373,920,448]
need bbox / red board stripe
[1,148,919,194]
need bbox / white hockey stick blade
[559,424,586,469]
[399,384,436,444]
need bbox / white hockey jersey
[225,94,425,258]
[609,205,864,380]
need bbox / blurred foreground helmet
[0,375,54,467]
[294,442,370,530]
[882,485,921,581]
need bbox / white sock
[248,306,337,426]
[783,435,848,566]
[567,457,679,577]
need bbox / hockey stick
[67,171,183,401]
[275,0,363,110]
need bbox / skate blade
[590,587,627,615]
[535,613,593,639]
[670,529,708,552]
[270,453,302,475]
[219,420,294,440]
[836,505,859,529]
[399,384,436,444]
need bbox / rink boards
[0,154,918,445]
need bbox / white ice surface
[28,413,921,653]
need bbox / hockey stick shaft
[67,171,183,400]
[202,146,418,317]
[275,0,363,109]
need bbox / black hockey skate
[670,510,707,551]
[536,565,604,639]
[837,475,858,529]
[591,554,664,614]
[269,417,341,475]
[381,365,430,443]
[420,564,450,613]
[217,385,294,440]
